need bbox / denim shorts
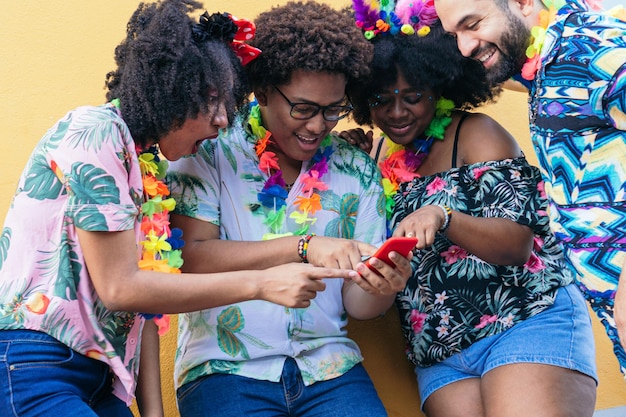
[177,358,387,417]
[0,329,132,417]
[415,284,598,408]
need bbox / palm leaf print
[69,162,120,204]
[332,142,380,188]
[0,278,29,325]
[65,107,125,152]
[67,162,120,230]
[55,236,82,300]
[186,312,216,339]
[376,191,386,218]
[338,194,358,237]
[216,306,273,358]
[221,141,238,173]
[216,306,249,358]
[43,307,91,352]
[482,181,523,219]
[21,153,65,200]
[166,172,212,217]
[45,112,72,150]
[0,278,47,325]
[197,138,218,169]
[450,287,485,325]
[101,311,136,362]
[206,359,243,375]
[0,227,10,270]
[116,148,133,174]
[322,192,358,239]
[37,231,81,301]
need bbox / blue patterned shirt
[529,0,626,292]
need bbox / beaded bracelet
[297,233,316,263]
[436,205,452,233]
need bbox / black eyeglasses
[272,85,353,121]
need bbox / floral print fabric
[167,123,386,389]
[0,104,144,405]
[391,157,573,366]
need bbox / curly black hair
[351,22,500,126]
[105,0,249,148]
[245,1,373,99]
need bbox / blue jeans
[177,358,387,417]
[0,330,132,417]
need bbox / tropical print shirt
[390,158,573,367]
[167,123,386,389]
[530,0,626,293]
[0,104,144,405]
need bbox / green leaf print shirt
[167,123,386,389]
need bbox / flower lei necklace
[111,99,184,335]
[520,0,610,81]
[521,0,566,81]
[248,104,334,240]
[379,97,454,219]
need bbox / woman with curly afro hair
[341,3,598,416]
[0,1,362,416]
[167,2,414,416]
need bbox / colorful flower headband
[352,0,438,39]
[192,11,261,65]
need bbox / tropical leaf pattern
[0,228,10,270]
[166,171,212,218]
[20,153,66,201]
[169,125,382,389]
[0,104,144,404]
[321,191,359,239]
[391,157,573,366]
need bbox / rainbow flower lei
[521,0,606,81]
[248,104,333,240]
[110,99,184,335]
[379,97,454,219]
[136,145,185,335]
[521,0,566,81]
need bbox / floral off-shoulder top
[390,157,573,367]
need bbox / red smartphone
[363,236,418,272]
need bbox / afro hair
[351,22,500,126]
[245,1,373,99]
[105,0,249,148]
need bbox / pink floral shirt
[0,103,144,405]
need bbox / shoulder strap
[451,113,469,168]
[373,137,385,163]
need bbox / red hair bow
[229,15,261,66]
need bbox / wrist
[297,233,316,263]
[436,205,452,233]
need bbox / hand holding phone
[363,236,417,273]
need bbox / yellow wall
[1,2,624,416]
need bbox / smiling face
[435,0,531,86]
[369,71,437,147]
[257,70,348,165]
[158,99,228,161]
